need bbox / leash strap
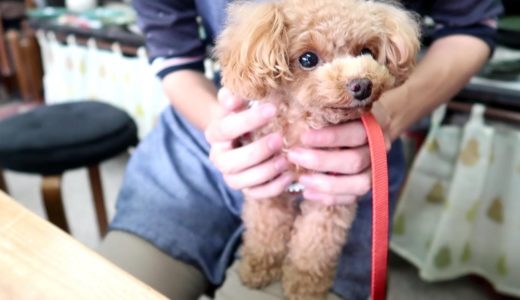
[361,113,389,300]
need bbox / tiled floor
[1,153,509,299]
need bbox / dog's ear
[214,1,291,100]
[379,4,421,85]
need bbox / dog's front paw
[239,254,282,288]
[282,262,333,300]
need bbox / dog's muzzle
[348,78,372,100]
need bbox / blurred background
[0,0,519,299]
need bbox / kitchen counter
[29,17,520,111]
[29,18,144,47]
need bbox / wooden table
[0,191,167,299]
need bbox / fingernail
[274,157,289,171]
[267,134,283,150]
[223,96,236,109]
[260,103,276,118]
[218,88,231,103]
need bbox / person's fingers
[287,146,370,174]
[302,190,359,206]
[223,155,289,190]
[298,169,372,196]
[205,102,277,143]
[300,121,367,148]
[209,132,283,174]
[242,171,296,199]
[371,101,393,151]
[208,141,234,169]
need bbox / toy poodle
[214,0,420,298]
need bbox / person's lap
[98,230,209,299]
[103,107,406,299]
[98,230,342,300]
[108,107,245,287]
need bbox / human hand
[287,104,392,205]
[205,88,296,199]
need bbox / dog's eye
[360,48,374,57]
[298,52,319,69]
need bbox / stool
[0,101,138,237]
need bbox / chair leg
[88,165,108,237]
[42,175,70,233]
[6,30,31,101]
[0,169,8,193]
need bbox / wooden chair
[0,16,12,76]
[1,1,44,102]
[0,168,6,193]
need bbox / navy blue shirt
[132,0,503,79]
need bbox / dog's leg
[282,201,357,300]
[240,195,297,288]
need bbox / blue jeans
[110,107,406,299]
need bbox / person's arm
[162,70,220,130]
[206,0,503,204]
[281,37,490,204]
[132,0,290,195]
[286,0,503,204]
[133,0,220,130]
[379,0,503,139]
[378,34,490,140]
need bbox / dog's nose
[347,78,372,100]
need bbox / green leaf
[497,255,508,276]
[465,201,480,223]
[434,246,452,269]
[487,197,504,224]
[461,242,472,263]
[426,181,445,205]
[393,213,405,235]
[427,138,440,154]
[460,138,480,166]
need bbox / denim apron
[110,105,406,299]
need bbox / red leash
[361,113,389,300]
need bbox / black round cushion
[0,101,138,175]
